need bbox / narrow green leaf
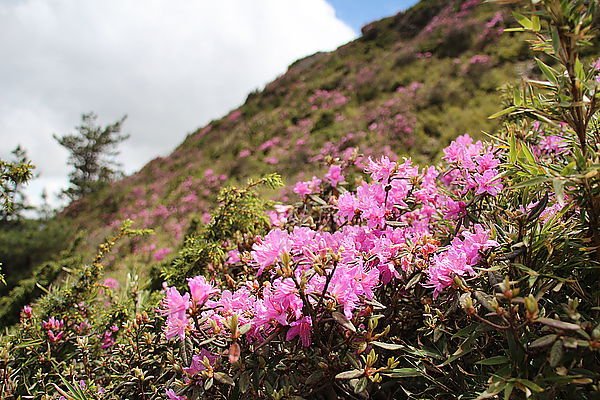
[551,27,561,56]
[512,12,533,30]
[332,311,356,333]
[575,57,585,82]
[549,340,564,367]
[552,179,565,205]
[354,377,369,394]
[371,341,403,351]
[489,106,517,119]
[535,58,558,85]
[515,379,544,393]
[214,372,235,386]
[477,356,509,366]
[504,382,514,400]
[531,15,541,32]
[382,368,421,378]
[335,369,364,380]
[529,334,557,349]
[536,317,580,331]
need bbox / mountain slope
[38,0,526,277]
[65,0,524,261]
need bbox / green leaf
[239,371,251,393]
[504,382,514,400]
[511,176,549,190]
[551,27,561,56]
[214,372,235,386]
[552,179,565,205]
[332,311,356,333]
[335,369,364,380]
[382,368,421,378]
[531,15,541,32]
[575,57,585,82]
[371,341,403,351]
[354,377,369,394]
[529,334,557,349]
[477,356,510,366]
[512,11,533,30]
[515,379,544,393]
[489,106,517,119]
[535,58,558,85]
[549,340,564,367]
[536,317,580,331]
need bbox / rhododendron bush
[1,1,600,399]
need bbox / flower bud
[524,294,539,320]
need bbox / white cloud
[0,0,356,208]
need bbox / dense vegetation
[1,0,600,399]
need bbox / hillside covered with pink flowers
[1,0,600,398]
[62,0,523,265]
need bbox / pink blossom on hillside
[239,149,251,158]
[286,316,312,347]
[268,204,293,227]
[324,165,344,187]
[166,389,187,400]
[226,249,241,265]
[153,247,172,262]
[264,156,279,165]
[473,169,503,196]
[102,278,119,290]
[165,314,189,340]
[21,305,33,320]
[426,225,497,297]
[162,287,190,321]
[227,109,242,122]
[183,349,216,376]
[251,229,292,275]
[188,276,218,306]
[337,192,359,221]
[308,89,348,110]
[293,177,322,197]
[366,156,396,182]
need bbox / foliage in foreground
[1,1,600,399]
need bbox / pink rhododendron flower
[239,149,251,158]
[166,389,187,400]
[286,316,312,347]
[188,276,218,306]
[226,249,241,265]
[153,247,172,262]
[337,192,359,221]
[21,305,33,319]
[251,229,292,275]
[183,348,217,376]
[164,315,189,340]
[474,169,503,196]
[293,177,322,196]
[366,156,397,182]
[102,278,119,290]
[325,165,344,187]
[426,225,497,297]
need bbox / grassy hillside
[68,0,524,259]
[1,0,534,321]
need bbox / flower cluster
[442,134,503,196]
[161,134,503,356]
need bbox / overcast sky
[0,0,408,208]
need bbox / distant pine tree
[0,145,34,220]
[54,112,129,201]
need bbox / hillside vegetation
[0,0,554,326]
[65,0,522,263]
[1,0,600,398]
